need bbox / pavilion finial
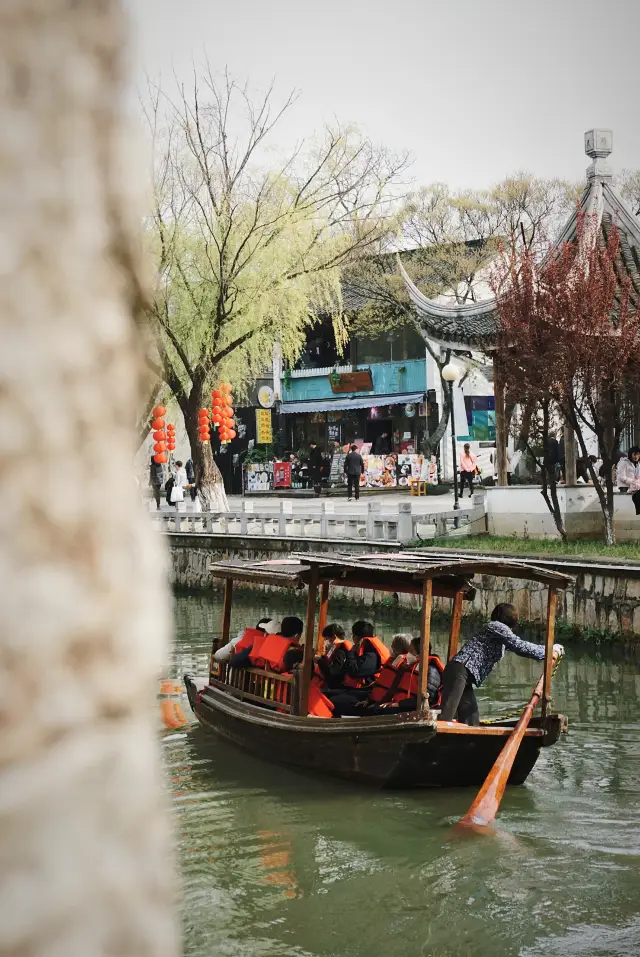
[584,129,613,183]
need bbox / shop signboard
[397,453,421,487]
[273,461,292,489]
[327,423,341,444]
[255,409,273,444]
[244,462,274,493]
[329,452,347,485]
[362,454,397,489]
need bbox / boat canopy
[208,552,574,597]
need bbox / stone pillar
[397,502,413,543]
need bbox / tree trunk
[185,382,229,511]
[0,3,178,955]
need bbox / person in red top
[459,443,477,498]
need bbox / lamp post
[441,363,460,510]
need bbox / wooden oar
[457,661,554,830]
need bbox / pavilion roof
[401,130,640,350]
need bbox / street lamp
[441,363,460,510]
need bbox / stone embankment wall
[167,534,640,638]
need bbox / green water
[163,593,640,957]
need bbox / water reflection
[163,593,640,957]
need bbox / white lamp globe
[441,363,459,383]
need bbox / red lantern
[152,405,167,418]
[153,442,167,454]
[211,390,221,402]
[151,417,166,431]
[151,430,163,442]
[229,429,237,439]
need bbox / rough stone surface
[0,3,177,955]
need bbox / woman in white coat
[170,460,190,512]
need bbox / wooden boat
[184,552,573,789]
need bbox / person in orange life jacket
[323,620,384,698]
[389,633,413,666]
[315,623,351,689]
[230,615,303,669]
[439,603,565,726]
[323,621,389,714]
[352,635,441,714]
[214,618,278,664]
[459,443,477,498]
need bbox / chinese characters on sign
[255,409,273,444]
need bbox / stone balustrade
[152,498,487,544]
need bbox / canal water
[162,593,640,957]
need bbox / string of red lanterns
[151,405,168,463]
[211,382,236,444]
[166,422,176,453]
[198,407,211,443]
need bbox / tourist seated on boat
[314,623,352,688]
[330,636,444,717]
[389,633,413,666]
[215,618,278,663]
[439,603,565,726]
[322,622,390,713]
[232,615,305,673]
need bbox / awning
[280,391,425,414]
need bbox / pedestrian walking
[344,444,365,501]
[148,455,164,510]
[170,460,189,510]
[185,458,197,501]
[308,442,323,497]
[459,443,477,497]
[616,446,640,513]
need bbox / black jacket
[316,646,349,688]
[345,645,380,682]
[344,451,365,476]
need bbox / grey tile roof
[404,178,640,349]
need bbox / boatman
[439,603,565,726]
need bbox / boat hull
[185,676,563,789]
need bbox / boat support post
[542,585,557,718]
[447,587,465,662]
[210,576,233,683]
[299,568,319,716]
[316,580,330,654]
[416,577,433,718]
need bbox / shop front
[281,391,427,457]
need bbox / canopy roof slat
[209,553,574,591]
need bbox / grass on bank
[423,535,640,563]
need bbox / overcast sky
[125,0,639,190]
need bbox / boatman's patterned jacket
[453,621,545,686]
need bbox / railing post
[397,502,413,543]
[240,501,249,535]
[366,501,380,540]
[278,500,291,536]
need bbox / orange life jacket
[251,634,299,673]
[308,678,334,718]
[235,627,265,654]
[343,636,390,689]
[369,654,445,704]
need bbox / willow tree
[144,70,408,508]
[1,1,177,955]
